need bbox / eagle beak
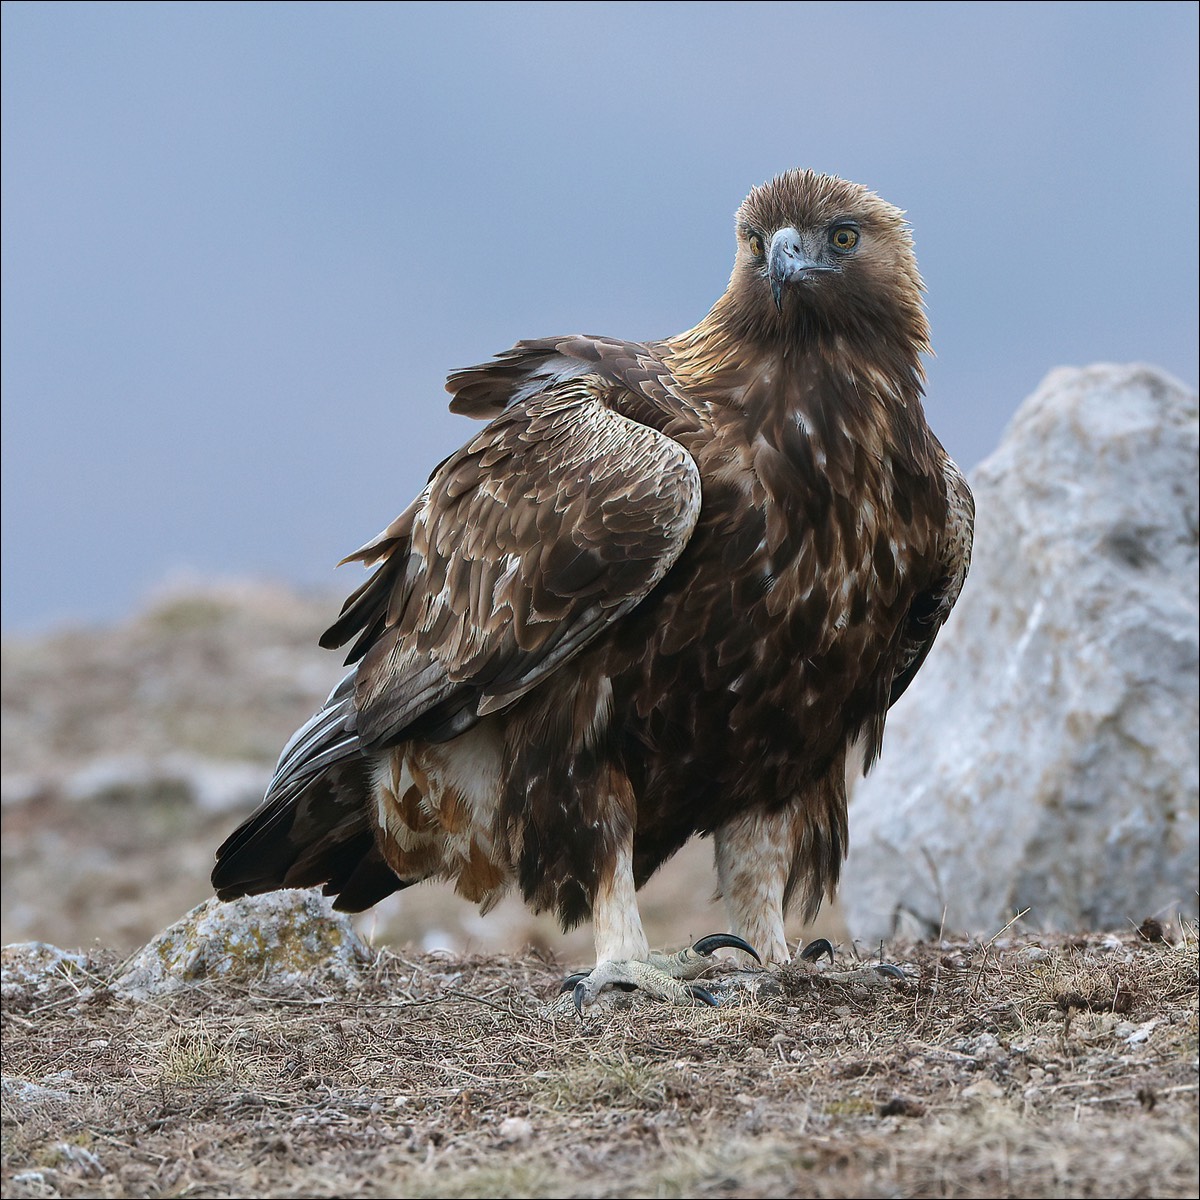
[769,227,830,310]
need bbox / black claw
[572,981,588,1017]
[561,971,636,995]
[800,938,835,964]
[687,985,720,1007]
[692,933,762,963]
[874,963,907,980]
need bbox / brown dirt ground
[2,925,1197,1199]
[3,587,1198,1196]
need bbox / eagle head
[725,169,928,353]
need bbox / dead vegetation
[3,924,1197,1199]
[3,591,1198,1195]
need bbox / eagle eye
[830,225,860,253]
[747,232,765,259]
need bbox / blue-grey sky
[3,1,1197,632]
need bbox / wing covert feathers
[347,379,703,747]
[445,335,698,432]
[213,364,702,908]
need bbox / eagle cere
[212,170,974,1006]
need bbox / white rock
[10,1172,50,1190]
[498,1116,534,1143]
[52,1143,103,1177]
[1,1077,74,1109]
[843,364,1199,941]
[112,891,373,1000]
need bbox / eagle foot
[792,940,908,986]
[563,934,760,1014]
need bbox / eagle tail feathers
[211,673,403,910]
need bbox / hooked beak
[769,227,832,310]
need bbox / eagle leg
[564,935,761,1014]
[568,834,760,1010]
[714,807,907,986]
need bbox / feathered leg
[714,807,795,965]
[714,784,904,985]
[714,764,851,968]
[565,823,759,1011]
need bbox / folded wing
[338,378,703,747]
[212,373,702,903]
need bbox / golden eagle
[213,170,974,1007]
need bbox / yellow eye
[831,226,859,252]
[747,232,764,258]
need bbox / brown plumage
[212,169,974,991]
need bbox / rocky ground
[2,581,1197,1198]
[2,920,1196,1199]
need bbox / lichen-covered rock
[842,364,1199,941]
[112,891,373,1000]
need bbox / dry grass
[4,585,1196,1196]
[3,924,1197,1199]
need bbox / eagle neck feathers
[663,297,935,486]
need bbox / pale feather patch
[714,810,790,966]
[592,828,650,964]
[583,676,613,752]
[408,721,511,912]
[509,354,596,405]
[370,752,443,882]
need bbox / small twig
[985,908,1032,950]
[971,909,1031,1000]
[909,1040,978,1063]
[441,987,519,1014]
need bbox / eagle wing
[334,378,703,748]
[213,371,702,905]
[444,334,695,432]
[886,452,975,709]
